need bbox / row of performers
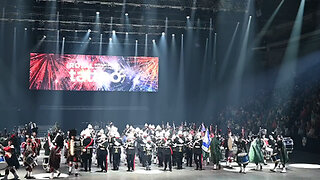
[0,123,290,180]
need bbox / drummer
[270,135,289,173]
[235,134,248,174]
[1,139,20,180]
[21,134,37,179]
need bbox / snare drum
[0,155,5,163]
[0,155,8,170]
[237,153,249,165]
[271,153,280,162]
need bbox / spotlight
[112,30,116,34]
[152,39,155,43]
[43,35,46,38]
[125,13,128,16]
[162,32,165,36]
[172,34,175,37]
[24,27,27,31]
[88,29,91,33]
[75,30,78,33]
[96,11,100,15]
[63,37,65,40]
[136,40,138,43]
[109,38,112,41]
[89,37,92,40]
[186,16,190,19]
[126,32,128,35]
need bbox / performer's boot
[13,172,19,179]
[1,175,8,180]
[213,164,216,170]
[243,167,246,174]
[281,167,286,173]
[239,166,243,173]
[68,166,73,175]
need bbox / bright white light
[289,164,320,169]
[96,11,100,15]
[88,29,91,33]
[109,38,112,41]
[112,30,116,34]
[43,35,46,38]
[126,32,128,35]
[152,39,155,43]
[75,30,78,33]
[135,40,138,43]
[162,32,165,36]
[89,37,92,40]
[172,34,175,37]
[186,16,190,19]
[63,37,65,40]
[125,13,128,16]
[24,28,27,31]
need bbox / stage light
[162,32,165,36]
[172,34,175,37]
[96,11,100,15]
[75,30,78,33]
[43,35,46,38]
[186,16,190,19]
[126,32,128,35]
[112,30,116,34]
[89,37,91,40]
[24,28,27,31]
[125,13,128,16]
[63,37,65,40]
[136,40,138,43]
[88,29,91,33]
[109,38,112,41]
[152,39,155,43]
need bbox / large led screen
[29,53,159,92]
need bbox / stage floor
[1,151,319,180]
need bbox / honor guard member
[112,132,122,170]
[185,134,193,167]
[163,132,173,171]
[96,134,109,173]
[125,134,136,172]
[48,131,64,179]
[210,127,222,170]
[193,133,203,170]
[144,137,154,170]
[156,134,164,167]
[174,131,185,169]
[235,134,249,174]
[82,130,94,172]
[1,139,20,180]
[22,134,37,179]
[67,130,80,176]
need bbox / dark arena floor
[1,151,319,180]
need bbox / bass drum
[0,155,8,170]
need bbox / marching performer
[81,130,94,172]
[125,134,136,172]
[249,135,264,171]
[163,132,173,171]
[185,134,193,167]
[210,127,222,170]
[21,134,37,179]
[225,129,234,168]
[1,139,19,180]
[144,137,154,170]
[111,132,122,170]
[174,131,185,169]
[48,131,64,179]
[96,134,109,173]
[270,135,289,173]
[67,130,80,176]
[236,134,249,174]
[193,133,203,170]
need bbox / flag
[202,128,211,153]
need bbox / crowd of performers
[0,122,292,179]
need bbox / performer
[185,134,193,167]
[193,133,203,170]
[174,131,185,169]
[249,135,264,171]
[270,135,289,173]
[156,134,164,167]
[125,134,136,172]
[225,129,234,168]
[31,127,41,157]
[21,134,37,179]
[210,127,222,170]
[111,132,122,170]
[67,130,80,176]
[144,137,154,170]
[81,130,94,172]
[1,139,19,180]
[163,133,173,171]
[96,134,109,173]
[236,134,249,174]
[48,131,64,179]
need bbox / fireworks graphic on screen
[29,53,159,92]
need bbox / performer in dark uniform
[185,135,193,167]
[67,130,80,176]
[125,135,136,172]
[270,135,289,173]
[193,133,203,170]
[174,132,185,169]
[111,133,122,170]
[22,135,37,179]
[144,137,154,170]
[81,132,94,172]
[96,134,109,173]
[236,135,249,174]
[210,127,222,170]
[48,131,64,179]
[163,135,173,171]
[1,139,20,180]
[156,136,164,167]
